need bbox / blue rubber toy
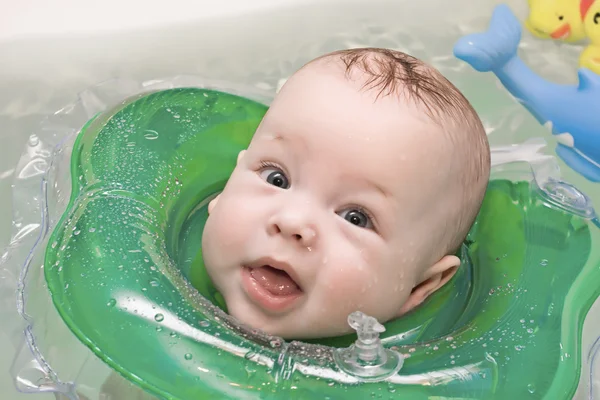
[454,4,600,182]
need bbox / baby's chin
[225,298,363,340]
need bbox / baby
[201,47,490,340]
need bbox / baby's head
[202,48,490,339]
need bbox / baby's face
[202,62,456,339]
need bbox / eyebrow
[262,133,388,197]
[349,175,390,199]
[263,132,310,155]
[254,132,289,152]
[367,180,389,199]
[259,133,286,144]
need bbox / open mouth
[241,262,303,313]
[249,265,302,296]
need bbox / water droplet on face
[184,353,193,360]
[199,320,210,328]
[154,313,164,322]
[527,383,536,394]
[73,230,81,236]
[540,259,548,266]
[244,351,256,360]
[107,298,117,307]
[88,227,96,233]
[149,279,159,287]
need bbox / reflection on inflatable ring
[44,87,600,399]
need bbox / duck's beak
[550,23,571,39]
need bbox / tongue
[250,265,301,296]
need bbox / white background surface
[0,0,310,40]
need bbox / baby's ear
[208,195,220,215]
[237,150,246,164]
[209,150,246,215]
[397,255,461,317]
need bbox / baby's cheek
[203,206,249,278]
[310,271,371,333]
[323,261,413,322]
[324,266,378,307]
[211,195,256,242]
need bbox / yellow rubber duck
[580,0,600,74]
[525,0,590,43]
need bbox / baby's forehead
[256,106,449,196]
[265,62,449,160]
[285,57,378,95]
[261,55,456,188]
[276,64,430,124]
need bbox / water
[1,0,599,398]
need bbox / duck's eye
[558,15,564,21]
[594,12,600,25]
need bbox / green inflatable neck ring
[44,88,600,399]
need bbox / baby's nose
[294,227,317,247]
[269,216,318,247]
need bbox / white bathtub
[1,0,598,399]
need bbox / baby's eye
[338,208,374,229]
[259,167,290,189]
